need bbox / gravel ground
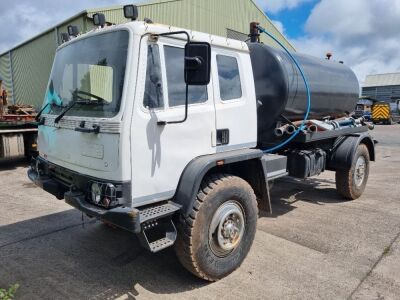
[0,124,399,300]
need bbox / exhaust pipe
[274,127,285,137]
[307,124,318,132]
[274,124,297,136]
[285,125,296,135]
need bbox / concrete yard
[0,125,399,300]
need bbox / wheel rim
[354,156,367,187]
[209,201,245,257]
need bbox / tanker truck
[28,6,375,281]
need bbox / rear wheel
[335,144,370,200]
[174,174,258,281]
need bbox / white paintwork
[129,35,217,206]
[211,43,257,152]
[37,21,258,207]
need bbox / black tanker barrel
[248,43,360,144]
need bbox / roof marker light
[60,33,70,43]
[67,25,79,37]
[93,13,106,28]
[123,5,139,21]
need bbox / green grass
[0,284,19,300]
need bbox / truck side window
[144,44,164,109]
[217,55,242,101]
[164,46,208,107]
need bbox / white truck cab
[35,21,257,205]
[29,6,375,281]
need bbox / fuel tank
[248,43,360,144]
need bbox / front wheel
[174,174,258,281]
[335,144,370,200]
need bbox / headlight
[89,182,118,208]
[91,182,102,204]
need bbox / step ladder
[137,202,181,253]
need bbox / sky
[256,0,400,83]
[1,0,399,83]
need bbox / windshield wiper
[35,103,50,122]
[54,100,78,124]
[54,90,109,124]
[54,99,103,124]
[36,102,62,122]
[73,90,109,104]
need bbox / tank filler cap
[326,52,332,60]
[249,22,260,43]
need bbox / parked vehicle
[389,99,400,123]
[372,102,392,124]
[354,98,373,121]
[28,6,375,281]
[0,76,38,161]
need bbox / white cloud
[256,0,314,14]
[271,20,285,34]
[291,0,400,83]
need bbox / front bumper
[65,191,140,233]
[28,168,67,200]
[28,168,141,233]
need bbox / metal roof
[1,0,294,56]
[363,72,400,88]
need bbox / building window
[164,45,208,107]
[144,44,164,109]
[217,55,242,101]
[226,28,248,42]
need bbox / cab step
[139,202,181,223]
[148,234,176,252]
[137,201,181,253]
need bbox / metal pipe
[285,125,296,135]
[308,124,318,132]
[274,127,285,137]
[274,124,288,137]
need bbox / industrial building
[362,72,400,103]
[0,0,294,108]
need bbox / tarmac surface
[0,124,399,300]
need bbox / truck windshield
[44,30,129,118]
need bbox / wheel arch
[328,133,375,170]
[173,149,265,217]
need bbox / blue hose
[256,25,311,153]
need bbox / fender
[329,132,375,170]
[174,148,263,216]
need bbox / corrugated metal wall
[362,85,400,103]
[1,0,294,108]
[87,0,294,50]
[0,53,14,102]
[11,31,57,107]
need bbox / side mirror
[184,42,211,86]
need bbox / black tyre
[175,174,258,281]
[335,144,370,200]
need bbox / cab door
[211,47,257,152]
[130,36,216,207]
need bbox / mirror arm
[155,31,191,126]
[158,84,189,125]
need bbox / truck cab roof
[58,21,250,53]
